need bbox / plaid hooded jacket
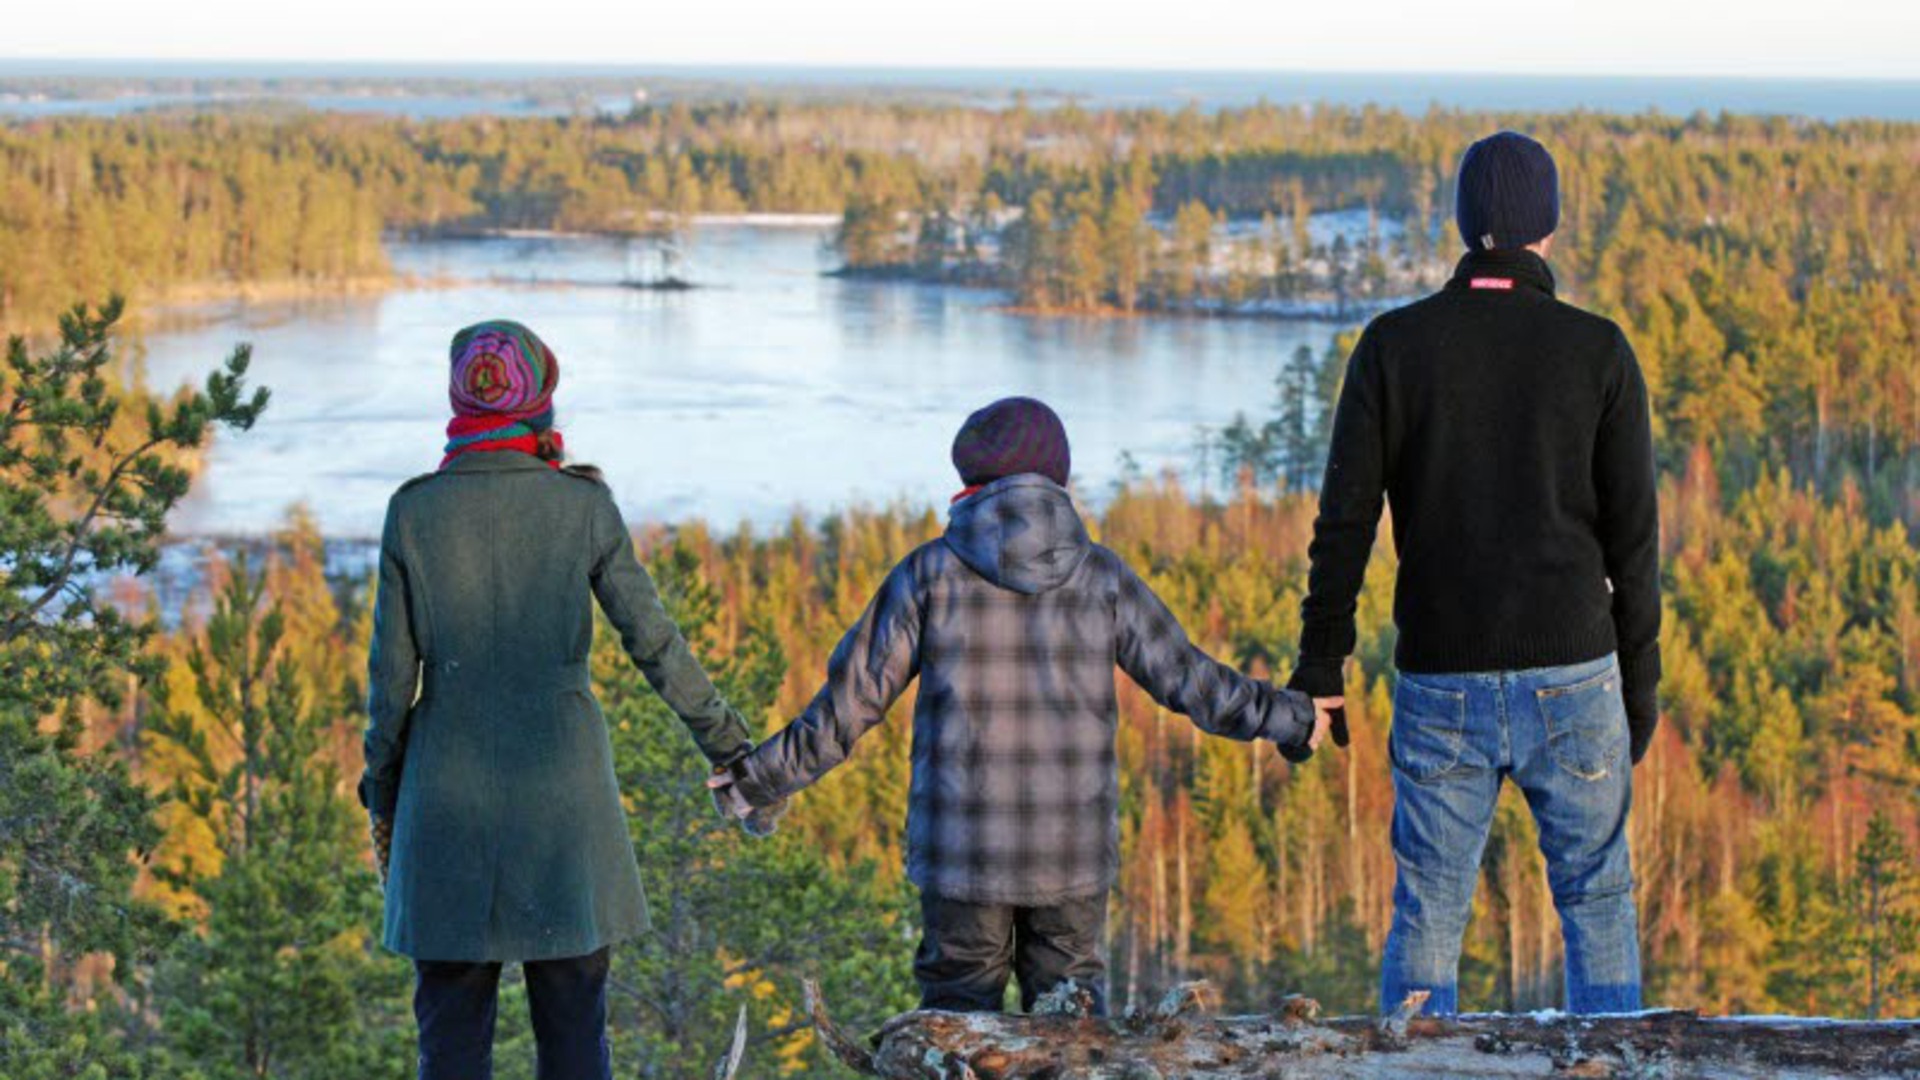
[733,474,1314,906]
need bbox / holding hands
[1280,655,1351,762]
[708,754,788,838]
[1272,688,1348,763]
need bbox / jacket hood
[943,475,1092,595]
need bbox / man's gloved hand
[1286,657,1350,751]
[370,816,394,887]
[1629,716,1655,765]
[1273,690,1349,764]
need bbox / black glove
[1621,654,1661,766]
[1286,655,1345,700]
[1628,712,1657,765]
[1286,657,1350,749]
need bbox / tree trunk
[801,980,1920,1080]
[1499,852,1520,1011]
[1151,805,1166,993]
[1343,741,1358,914]
[1175,780,1191,977]
[1123,903,1141,1017]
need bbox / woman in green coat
[361,320,754,1080]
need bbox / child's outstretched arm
[725,557,926,807]
[1113,557,1316,757]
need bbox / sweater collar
[1446,248,1556,298]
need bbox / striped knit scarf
[440,412,564,470]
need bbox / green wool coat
[361,451,751,962]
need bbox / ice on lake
[130,225,1352,537]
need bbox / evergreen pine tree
[0,300,266,1080]
[1274,343,1320,493]
[146,561,408,1079]
[1845,813,1919,1020]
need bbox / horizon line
[3,56,1918,86]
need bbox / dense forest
[4,104,1914,324]
[2,97,1918,1076]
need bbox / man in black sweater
[1289,131,1659,1016]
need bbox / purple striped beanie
[951,397,1072,488]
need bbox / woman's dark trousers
[414,946,612,1080]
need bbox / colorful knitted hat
[952,397,1071,489]
[448,320,559,422]
[440,320,563,470]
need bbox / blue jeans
[1380,655,1641,1016]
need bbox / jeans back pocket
[1533,664,1628,781]
[1390,677,1468,782]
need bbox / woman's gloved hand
[370,816,394,886]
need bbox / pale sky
[3,0,1916,80]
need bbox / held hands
[1315,696,1349,750]
[1283,659,1348,754]
[1276,693,1347,763]
[707,763,788,839]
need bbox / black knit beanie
[951,397,1071,489]
[1455,131,1560,251]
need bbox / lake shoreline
[121,272,473,335]
[830,266,1404,324]
[3,219,842,334]
[7,216,1397,339]
[3,275,416,337]
[992,296,1403,323]
[408,212,842,241]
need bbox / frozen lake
[132,225,1350,536]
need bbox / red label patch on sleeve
[1469,277,1515,290]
